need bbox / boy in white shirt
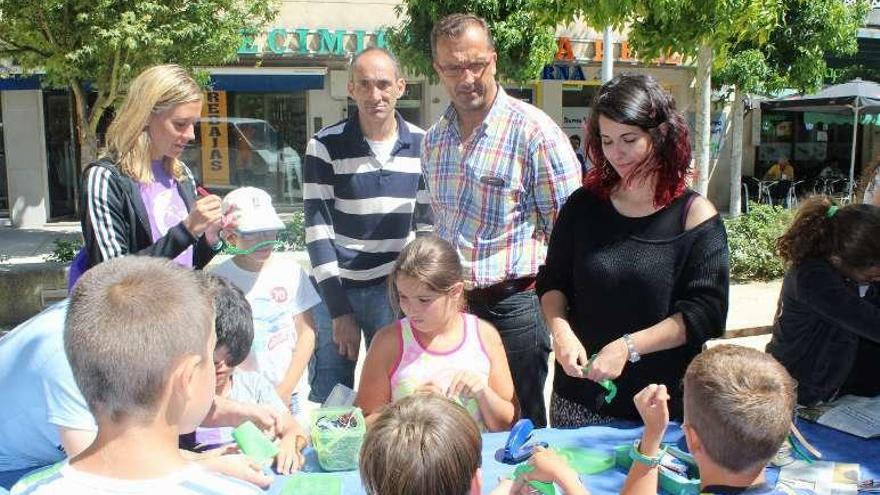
[11,256,263,495]
[210,187,321,420]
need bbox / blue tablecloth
[269,420,880,495]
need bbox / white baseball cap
[221,187,285,234]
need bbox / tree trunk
[693,42,712,196]
[729,85,744,217]
[70,82,98,172]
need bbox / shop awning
[207,67,326,92]
[0,74,42,90]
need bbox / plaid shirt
[422,87,582,288]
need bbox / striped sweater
[303,112,433,319]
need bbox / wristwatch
[622,333,640,363]
[630,439,665,467]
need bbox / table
[269,420,880,494]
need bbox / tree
[716,0,868,216]
[0,0,278,172]
[527,0,780,196]
[387,0,557,82]
[622,0,781,197]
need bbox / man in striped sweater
[303,47,432,403]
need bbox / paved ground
[0,222,82,264]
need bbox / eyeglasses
[437,60,492,78]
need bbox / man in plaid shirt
[422,13,582,427]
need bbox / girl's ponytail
[777,195,880,273]
[777,196,837,265]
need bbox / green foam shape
[281,473,343,495]
[513,465,556,495]
[552,447,615,474]
[232,420,279,465]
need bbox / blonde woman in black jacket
[75,64,222,283]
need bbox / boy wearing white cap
[210,187,321,419]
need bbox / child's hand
[585,339,628,382]
[274,433,307,475]
[275,384,295,408]
[489,478,515,495]
[633,384,669,451]
[246,404,283,439]
[197,453,273,488]
[446,370,489,400]
[512,447,585,494]
[416,382,445,396]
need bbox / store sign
[238,28,387,57]
[555,37,575,61]
[545,36,683,73]
[201,91,231,186]
[543,64,587,81]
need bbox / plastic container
[614,443,701,495]
[310,407,366,472]
[323,383,356,408]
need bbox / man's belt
[466,276,537,306]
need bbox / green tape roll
[232,420,279,465]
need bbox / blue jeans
[308,281,396,403]
[467,289,551,427]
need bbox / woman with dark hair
[537,74,730,426]
[767,196,880,406]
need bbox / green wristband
[629,439,666,467]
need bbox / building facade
[1,1,699,227]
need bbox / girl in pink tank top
[356,237,517,432]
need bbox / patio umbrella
[761,78,880,188]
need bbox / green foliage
[0,0,279,167]
[717,0,868,94]
[829,63,880,84]
[387,0,557,82]
[0,0,278,87]
[626,0,780,62]
[44,238,84,264]
[724,203,794,282]
[277,210,306,252]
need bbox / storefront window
[44,92,78,219]
[505,86,534,105]
[561,83,599,145]
[183,91,308,205]
[759,111,861,183]
[0,93,7,217]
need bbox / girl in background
[767,196,880,406]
